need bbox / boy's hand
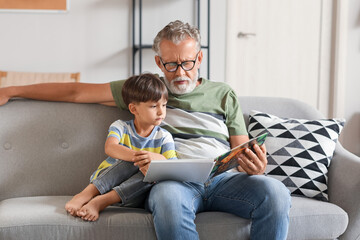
[133,151,153,167]
[133,151,166,176]
[138,163,150,176]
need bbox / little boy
[65,73,177,221]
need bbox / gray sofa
[0,97,359,240]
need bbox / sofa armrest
[328,142,360,240]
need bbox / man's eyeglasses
[160,51,200,72]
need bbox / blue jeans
[145,172,291,240]
[91,159,153,207]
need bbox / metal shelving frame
[132,0,210,78]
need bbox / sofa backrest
[0,97,324,201]
[0,99,131,201]
[239,96,324,126]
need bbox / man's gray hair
[152,20,201,56]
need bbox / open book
[209,132,268,178]
[143,132,268,183]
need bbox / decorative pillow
[248,110,345,201]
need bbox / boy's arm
[230,135,267,175]
[105,137,138,162]
[0,82,115,106]
[106,137,166,175]
[105,137,166,162]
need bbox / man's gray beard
[164,72,198,95]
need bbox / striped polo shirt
[110,78,247,159]
[109,120,177,160]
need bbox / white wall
[0,0,226,83]
[0,0,131,82]
[341,0,360,156]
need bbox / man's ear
[196,50,203,68]
[155,55,163,69]
[128,103,137,115]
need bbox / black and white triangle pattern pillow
[248,110,345,201]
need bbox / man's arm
[230,135,267,175]
[0,82,115,106]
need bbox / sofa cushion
[0,196,347,240]
[0,196,251,240]
[288,197,348,239]
[0,196,157,240]
[248,111,345,201]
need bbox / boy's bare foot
[77,190,121,221]
[77,197,103,221]
[65,184,100,217]
[65,194,91,216]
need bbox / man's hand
[237,144,267,175]
[133,151,166,176]
[0,88,11,106]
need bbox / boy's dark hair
[122,73,168,106]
